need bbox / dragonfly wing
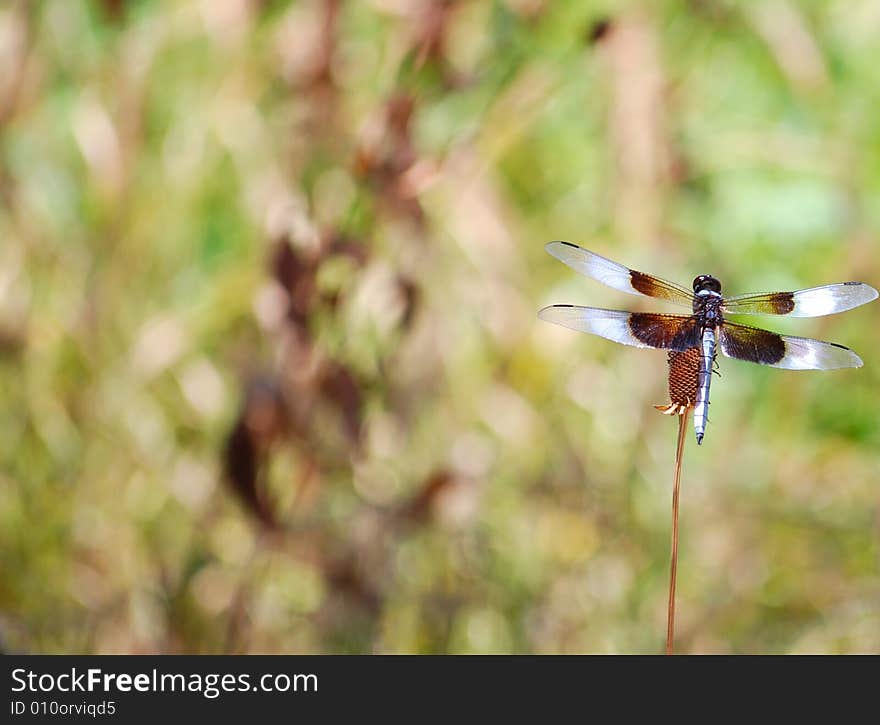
[545,242,694,307]
[539,306,701,351]
[722,282,878,317]
[719,321,863,370]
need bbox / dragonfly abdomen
[694,328,716,444]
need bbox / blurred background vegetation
[1,0,878,654]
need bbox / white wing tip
[829,344,863,369]
[538,304,573,320]
[545,240,578,254]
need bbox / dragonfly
[539,241,878,444]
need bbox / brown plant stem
[666,407,689,655]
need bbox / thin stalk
[666,407,689,655]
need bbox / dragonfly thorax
[692,274,723,322]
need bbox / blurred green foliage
[0,0,878,654]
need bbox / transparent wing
[723,282,878,317]
[719,321,863,370]
[545,241,694,307]
[538,306,701,351]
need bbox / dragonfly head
[693,275,722,295]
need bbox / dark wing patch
[717,322,785,365]
[628,269,696,305]
[722,292,795,315]
[628,312,702,351]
